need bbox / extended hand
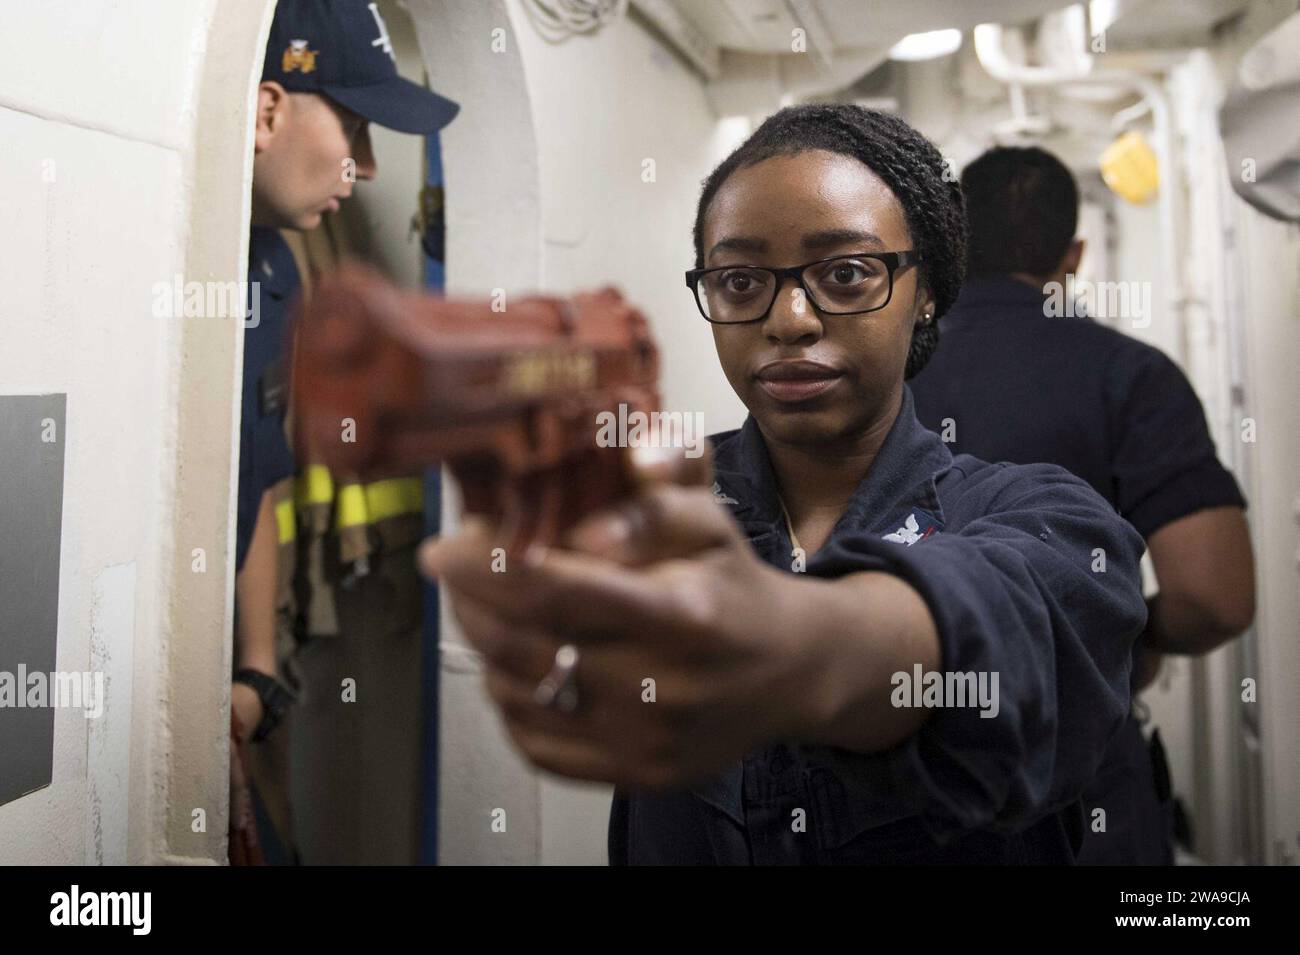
[419,449,821,789]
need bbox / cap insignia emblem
[282,39,318,74]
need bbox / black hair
[691,104,966,379]
[961,146,1078,279]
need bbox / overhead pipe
[973,23,1187,363]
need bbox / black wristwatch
[233,668,298,742]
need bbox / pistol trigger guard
[497,480,534,561]
[533,470,564,552]
[501,472,566,560]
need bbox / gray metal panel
[0,394,66,807]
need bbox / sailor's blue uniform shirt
[909,276,1249,865]
[234,227,299,574]
[910,277,1246,536]
[607,386,1149,864]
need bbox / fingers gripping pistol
[290,264,662,557]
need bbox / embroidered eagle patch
[711,481,739,505]
[882,511,939,545]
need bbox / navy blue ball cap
[263,0,459,135]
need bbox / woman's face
[703,149,932,450]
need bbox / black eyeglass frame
[684,250,924,325]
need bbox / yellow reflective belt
[335,483,369,530]
[294,465,423,530]
[275,498,296,545]
[295,464,335,508]
[365,477,425,524]
[334,477,424,530]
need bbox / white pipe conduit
[973,23,1187,362]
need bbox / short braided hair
[692,104,966,379]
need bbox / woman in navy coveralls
[420,105,1148,864]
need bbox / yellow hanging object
[1100,130,1160,205]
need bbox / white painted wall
[1206,4,1300,865]
[512,11,752,863]
[0,0,275,864]
[1107,10,1300,865]
[404,0,545,867]
[406,0,746,864]
[1234,192,1300,866]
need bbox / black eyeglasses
[685,251,922,325]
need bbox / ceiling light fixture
[888,28,962,62]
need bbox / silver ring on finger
[534,644,580,714]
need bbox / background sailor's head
[250,0,459,231]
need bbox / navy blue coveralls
[234,226,300,865]
[235,226,299,574]
[608,386,1149,864]
[910,276,1247,864]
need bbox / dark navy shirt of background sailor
[909,277,1245,535]
[235,227,299,573]
[909,276,1247,865]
